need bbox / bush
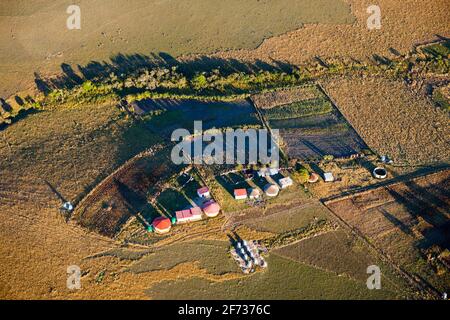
[292,163,309,183]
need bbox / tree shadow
[0,98,12,113]
[34,51,295,94]
[385,179,450,250]
[372,54,392,65]
[43,180,68,203]
[379,208,415,237]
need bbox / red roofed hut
[197,187,210,198]
[152,216,172,234]
[175,207,203,224]
[234,188,247,200]
[202,200,221,218]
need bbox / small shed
[234,188,248,200]
[264,184,279,197]
[278,177,293,189]
[269,168,279,176]
[323,172,335,182]
[152,217,172,234]
[248,188,261,199]
[257,168,270,177]
[197,187,210,198]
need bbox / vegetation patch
[127,240,239,275]
[145,254,400,300]
[244,203,331,234]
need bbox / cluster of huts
[149,186,220,234]
[232,168,293,200]
[230,239,268,274]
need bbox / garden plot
[253,85,368,160]
[73,147,183,237]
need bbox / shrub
[292,163,309,183]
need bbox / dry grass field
[325,170,450,294]
[0,0,448,300]
[0,0,353,98]
[322,77,450,165]
[214,0,450,67]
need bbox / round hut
[308,173,320,183]
[202,200,221,218]
[152,217,172,234]
[264,183,280,197]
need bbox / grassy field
[325,170,450,294]
[127,240,239,276]
[145,254,401,299]
[244,202,331,233]
[0,0,353,98]
[322,77,450,165]
[262,98,333,120]
[0,101,159,200]
[274,230,379,282]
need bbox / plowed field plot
[142,98,261,138]
[253,85,368,160]
[325,170,450,293]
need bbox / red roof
[202,200,220,216]
[197,187,209,195]
[190,206,202,216]
[152,217,171,231]
[176,209,191,219]
[234,189,247,197]
[175,210,184,220]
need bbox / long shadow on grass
[386,180,450,251]
[34,52,295,93]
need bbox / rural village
[0,0,448,301]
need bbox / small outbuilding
[264,184,279,197]
[152,216,172,234]
[202,200,221,217]
[248,188,261,199]
[234,188,248,200]
[257,168,270,177]
[323,172,335,182]
[197,187,210,198]
[269,168,279,176]
[308,173,320,183]
[278,177,293,189]
[176,207,203,223]
[373,167,387,179]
